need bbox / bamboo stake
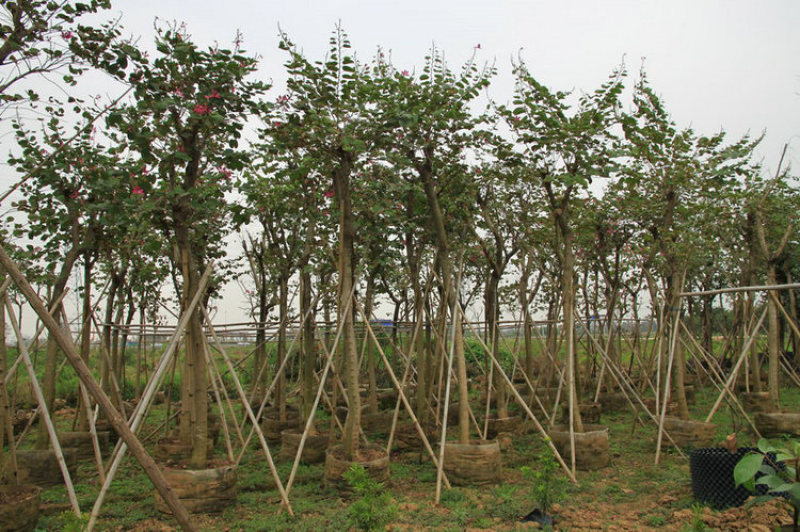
[4,289,70,387]
[573,310,686,458]
[462,318,577,483]
[200,306,294,516]
[680,282,800,298]
[204,347,234,463]
[4,297,81,515]
[358,301,451,484]
[205,345,245,446]
[705,307,768,423]
[654,304,683,465]
[86,264,214,532]
[435,263,462,504]
[677,322,760,437]
[284,303,348,495]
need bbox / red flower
[132,186,145,195]
[69,190,80,199]
[323,189,335,199]
[62,31,74,40]
[194,103,210,115]
[205,90,221,100]
[401,69,410,77]
[217,166,232,179]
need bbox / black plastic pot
[689,447,772,510]
[521,508,555,527]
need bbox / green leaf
[734,453,764,487]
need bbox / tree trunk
[766,265,781,409]
[420,154,468,443]
[299,267,316,433]
[37,242,80,449]
[76,258,93,431]
[276,275,289,421]
[364,272,379,416]
[333,155,361,461]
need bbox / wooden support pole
[462,318,578,483]
[86,263,214,532]
[200,306,294,516]
[705,307,768,423]
[0,245,198,531]
[4,297,81,516]
[654,305,682,466]
[4,289,70,387]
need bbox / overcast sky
[110,0,800,174]
[6,1,800,330]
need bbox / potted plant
[520,454,568,527]
[734,438,800,531]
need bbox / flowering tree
[103,25,269,467]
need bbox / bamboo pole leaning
[86,263,214,532]
[461,318,578,484]
[4,297,81,516]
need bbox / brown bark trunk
[333,154,361,460]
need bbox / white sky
[111,0,800,173]
[5,0,800,331]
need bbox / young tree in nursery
[616,71,757,419]
[474,165,521,421]
[375,47,494,443]
[275,27,382,460]
[503,60,625,432]
[573,193,638,393]
[745,169,800,408]
[104,25,269,467]
[8,109,128,443]
[243,106,332,428]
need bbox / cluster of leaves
[734,437,800,527]
[343,463,397,531]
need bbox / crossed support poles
[653,282,800,464]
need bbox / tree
[275,26,381,460]
[503,60,625,434]
[376,47,494,443]
[616,71,756,418]
[104,24,268,467]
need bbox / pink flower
[323,189,335,199]
[475,43,481,49]
[62,31,74,40]
[273,121,282,128]
[194,103,210,115]
[217,166,232,179]
[132,186,145,195]
[177,145,185,153]
[69,190,80,199]
[172,88,185,98]
[205,90,221,100]
[401,70,410,77]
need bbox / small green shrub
[343,464,397,531]
[521,452,568,515]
